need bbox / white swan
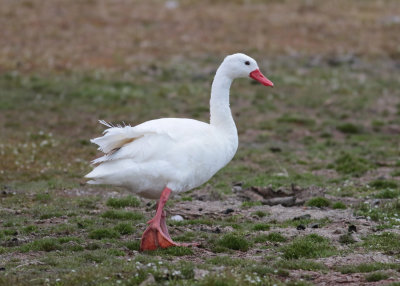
[85,53,273,250]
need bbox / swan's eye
[245,61,250,65]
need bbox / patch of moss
[106,196,140,208]
[282,234,336,259]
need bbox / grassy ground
[1,1,400,285]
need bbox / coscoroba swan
[85,53,273,251]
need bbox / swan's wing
[89,118,211,164]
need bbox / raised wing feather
[90,118,211,164]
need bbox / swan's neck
[210,69,236,134]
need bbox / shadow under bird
[85,53,274,251]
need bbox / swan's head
[221,53,274,87]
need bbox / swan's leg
[160,210,172,240]
[140,187,199,251]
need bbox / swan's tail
[90,120,138,154]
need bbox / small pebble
[223,208,234,214]
[213,227,221,233]
[170,215,184,222]
[296,224,306,230]
[293,214,311,221]
[310,223,319,229]
[269,146,282,153]
[348,224,357,233]
[232,186,242,192]
[372,199,380,206]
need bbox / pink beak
[249,69,274,87]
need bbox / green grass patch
[336,123,362,134]
[375,189,400,199]
[252,223,271,231]
[20,238,61,252]
[275,259,327,271]
[88,228,120,240]
[332,153,372,177]
[124,240,140,251]
[332,201,347,209]
[217,233,250,251]
[174,231,197,242]
[114,222,134,235]
[254,232,287,243]
[101,210,144,220]
[369,179,398,189]
[252,210,268,218]
[365,271,389,282]
[106,195,140,208]
[336,262,400,274]
[356,200,400,225]
[281,234,336,259]
[34,192,52,203]
[22,225,38,234]
[306,197,331,208]
[148,246,194,256]
[277,114,316,126]
[362,232,400,253]
[241,201,262,208]
[339,233,356,244]
[207,256,245,266]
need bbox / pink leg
[140,187,199,251]
[160,210,172,240]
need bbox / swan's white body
[85,53,272,199]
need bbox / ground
[1,0,400,285]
